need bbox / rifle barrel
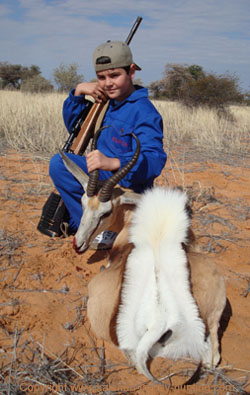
[125,16,142,45]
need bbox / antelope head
[59,128,141,253]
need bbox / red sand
[0,150,249,394]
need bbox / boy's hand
[74,82,107,103]
[86,150,120,172]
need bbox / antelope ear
[59,149,89,191]
[120,190,141,206]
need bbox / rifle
[37,16,142,237]
[68,16,143,155]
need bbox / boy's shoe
[90,230,118,250]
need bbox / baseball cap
[93,41,141,72]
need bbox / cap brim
[135,63,141,71]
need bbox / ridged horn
[86,125,109,197]
[98,133,141,202]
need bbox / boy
[49,41,167,247]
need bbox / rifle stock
[70,100,106,155]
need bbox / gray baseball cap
[93,41,141,72]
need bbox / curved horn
[98,133,141,202]
[86,125,109,197]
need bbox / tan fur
[87,210,226,367]
[88,195,100,210]
[188,251,226,365]
[84,189,137,248]
[106,188,137,234]
[87,209,134,344]
[87,242,134,344]
[112,210,134,246]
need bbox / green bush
[149,63,244,109]
[0,62,42,89]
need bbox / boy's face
[96,65,136,102]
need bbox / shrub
[150,64,244,109]
[0,62,42,89]
[0,62,23,89]
[20,75,54,93]
[53,63,84,92]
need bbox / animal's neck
[108,201,135,235]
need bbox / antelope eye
[101,211,111,219]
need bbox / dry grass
[0,90,68,154]
[0,90,249,156]
[152,100,250,155]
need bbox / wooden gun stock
[70,100,107,155]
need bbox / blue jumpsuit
[49,86,167,232]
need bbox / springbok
[59,130,226,382]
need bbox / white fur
[116,188,207,376]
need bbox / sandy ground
[0,147,249,394]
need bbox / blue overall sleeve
[63,89,90,132]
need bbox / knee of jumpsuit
[49,153,88,231]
